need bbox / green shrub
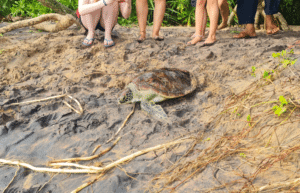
[2,0,300,26]
[280,0,300,25]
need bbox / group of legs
[78,0,281,48]
[78,0,131,47]
[234,0,281,39]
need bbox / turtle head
[118,88,134,104]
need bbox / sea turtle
[118,68,197,119]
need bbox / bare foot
[203,36,216,44]
[265,15,280,35]
[187,35,204,45]
[233,30,256,39]
[218,22,228,30]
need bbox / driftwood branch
[0,13,81,34]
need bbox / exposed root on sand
[0,13,81,34]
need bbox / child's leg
[80,9,101,44]
[100,1,119,46]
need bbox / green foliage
[0,49,4,54]
[165,0,196,26]
[239,153,246,158]
[0,0,18,17]
[279,0,300,25]
[272,96,288,117]
[2,0,299,27]
[272,49,297,68]
[8,0,77,18]
[247,114,251,126]
[0,33,3,36]
[251,66,256,77]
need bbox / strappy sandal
[187,35,204,46]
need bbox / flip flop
[137,36,146,43]
[199,41,217,47]
[152,36,164,41]
[82,38,94,47]
[233,31,257,39]
[104,38,115,48]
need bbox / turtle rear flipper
[141,101,167,120]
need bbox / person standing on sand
[190,0,229,38]
[233,0,281,39]
[136,0,165,42]
[78,0,131,47]
[188,0,219,46]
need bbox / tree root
[0,13,81,34]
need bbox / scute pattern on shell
[132,68,197,98]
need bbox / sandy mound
[0,22,300,192]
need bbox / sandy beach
[0,22,300,192]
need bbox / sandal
[152,36,164,41]
[137,31,146,43]
[104,38,115,48]
[82,38,94,47]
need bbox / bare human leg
[205,0,219,44]
[81,9,101,46]
[217,0,229,30]
[188,0,207,45]
[136,0,148,42]
[100,1,119,46]
[152,0,166,40]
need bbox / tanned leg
[152,0,166,39]
[217,0,229,30]
[205,0,219,44]
[136,0,148,41]
[188,0,207,45]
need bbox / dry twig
[2,166,20,193]
[49,137,120,164]
[3,94,83,115]
[106,103,135,143]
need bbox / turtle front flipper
[141,101,167,120]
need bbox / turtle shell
[131,68,197,98]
